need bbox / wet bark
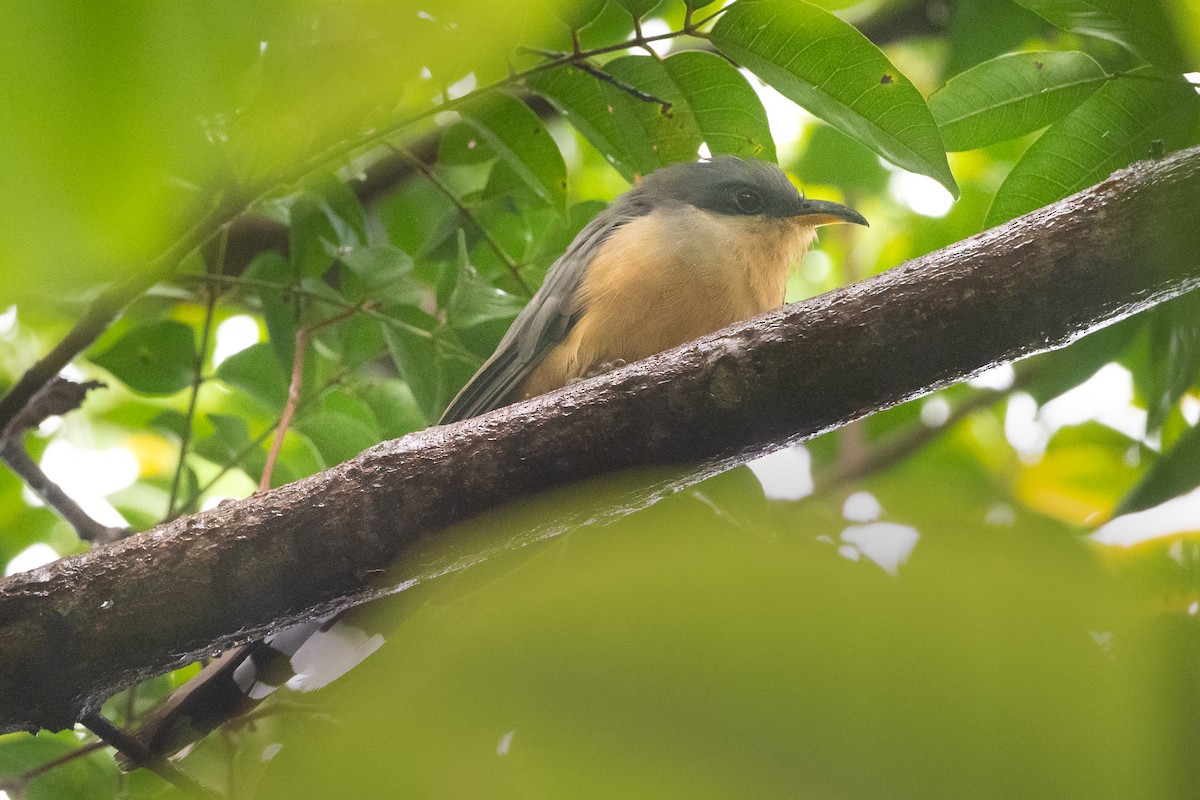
[2,145,1199,733]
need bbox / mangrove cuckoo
[125,156,865,763]
[440,156,867,423]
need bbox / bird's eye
[733,187,764,214]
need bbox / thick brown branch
[2,146,1199,734]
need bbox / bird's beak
[790,198,868,227]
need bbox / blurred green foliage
[1,0,1199,797]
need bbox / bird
[440,155,867,423]
[122,156,866,764]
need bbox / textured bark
[2,145,1200,733]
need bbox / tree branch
[2,146,1199,734]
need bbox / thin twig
[178,367,354,511]
[260,306,367,490]
[12,740,107,788]
[168,229,229,519]
[0,193,237,433]
[814,366,1043,493]
[81,712,224,800]
[519,46,673,113]
[183,272,483,364]
[391,146,533,295]
[0,446,123,542]
[0,379,126,544]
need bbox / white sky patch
[697,141,713,160]
[840,522,920,575]
[1004,363,1147,459]
[1188,72,1200,93]
[37,439,137,528]
[1181,394,1199,426]
[747,445,812,500]
[1039,363,1145,442]
[969,363,1015,391]
[212,314,261,368]
[887,168,954,217]
[1092,487,1200,546]
[740,69,810,161]
[639,18,673,56]
[497,730,515,756]
[843,491,882,522]
[446,71,478,100]
[5,543,59,576]
[920,396,951,427]
[0,305,16,338]
[1005,392,1046,460]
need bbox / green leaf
[529,52,776,181]
[605,51,777,162]
[986,71,1199,227]
[193,412,254,466]
[340,244,416,294]
[363,379,429,440]
[0,732,118,800]
[614,0,662,19]
[381,308,440,424]
[1116,421,1200,514]
[437,120,496,165]
[447,234,525,331]
[459,92,568,216]
[930,51,1108,151]
[1012,0,1185,69]
[527,63,663,179]
[297,409,379,467]
[90,320,196,396]
[243,250,296,369]
[215,342,290,409]
[554,0,609,31]
[289,194,337,279]
[710,0,958,197]
[1145,291,1200,431]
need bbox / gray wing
[438,201,645,424]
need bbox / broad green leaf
[339,244,416,294]
[447,248,525,331]
[527,64,664,179]
[90,320,196,396]
[0,731,118,800]
[289,194,337,279]
[1116,421,1200,514]
[193,412,254,466]
[459,92,568,216]
[381,307,440,423]
[288,178,367,280]
[215,341,289,409]
[298,410,379,467]
[986,71,1199,227]
[364,379,433,440]
[554,0,608,31]
[529,52,776,180]
[1145,291,1200,431]
[437,121,497,165]
[1012,0,1185,69]
[792,123,890,195]
[605,52,777,162]
[944,0,1050,76]
[243,250,296,370]
[614,0,662,20]
[930,51,1108,151]
[710,0,958,197]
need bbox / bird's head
[633,156,868,228]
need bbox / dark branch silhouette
[1,145,1199,734]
